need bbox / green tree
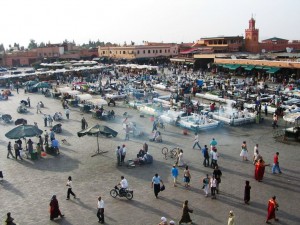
[28,39,38,50]
[39,42,46,47]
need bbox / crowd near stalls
[1,61,300,137]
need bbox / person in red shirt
[272,152,282,174]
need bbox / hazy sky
[1,0,299,48]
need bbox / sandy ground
[0,87,299,225]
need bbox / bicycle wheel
[161,147,168,157]
[110,189,118,198]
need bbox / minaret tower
[245,16,260,53]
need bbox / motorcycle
[110,186,133,200]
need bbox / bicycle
[161,147,180,160]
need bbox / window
[109,51,112,54]
[102,51,105,54]
[153,50,155,53]
[168,49,170,53]
[160,50,162,53]
[148,50,150,53]
[120,51,121,54]
[165,49,167,53]
[143,50,145,54]
[137,50,140,54]
[123,51,126,54]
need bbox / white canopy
[283,112,300,123]
[76,94,93,101]
[67,90,81,96]
[87,98,108,106]
[57,87,72,93]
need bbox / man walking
[272,152,282,174]
[14,141,23,160]
[192,133,201,150]
[65,108,70,120]
[44,130,49,146]
[81,117,87,130]
[44,114,48,127]
[36,102,42,114]
[202,145,209,167]
[210,137,217,150]
[66,176,76,200]
[151,173,164,198]
[27,97,31,108]
[121,144,126,164]
[7,141,14,158]
[125,125,130,141]
[171,165,179,187]
[213,166,222,194]
[97,196,105,224]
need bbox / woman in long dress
[177,149,185,167]
[179,200,193,224]
[49,195,64,220]
[255,159,269,182]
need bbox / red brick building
[245,17,300,53]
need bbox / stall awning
[228,64,241,70]
[255,66,264,69]
[267,67,280,74]
[244,65,255,71]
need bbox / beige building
[98,42,178,59]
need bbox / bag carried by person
[160,185,165,192]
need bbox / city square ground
[0,88,299,225]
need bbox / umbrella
[15,118,27,125]
[33,82,51,89]
[77,124,118,156]
[24,80,38,86]
[5,125,43,139]
[1,114,12,123]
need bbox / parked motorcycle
[110,186,133,200]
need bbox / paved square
[0,89,299,225]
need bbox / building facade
[98,42,178,59]
[197,36,244,52]
[245,17,300,53]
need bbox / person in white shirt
[66,176,76,200]
[118,176,128,195]
[210,175,217,199]
[192,133,201,150]
[97,196,105,223]
[253,144,259,156]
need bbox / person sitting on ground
[137,149,146,158]
[154,131,162,142]
[111,110,115,118]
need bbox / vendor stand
[283,112,300,140]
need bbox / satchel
[160,185,165,191]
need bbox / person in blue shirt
[171,165,179,187]
[151,173,164,198]
[51,138,60,154]
[202,145,209,167]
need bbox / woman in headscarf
[255,158,269,182]
[179,200,193,224]
[49,195,64,220]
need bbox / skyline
[1,0,300,49]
